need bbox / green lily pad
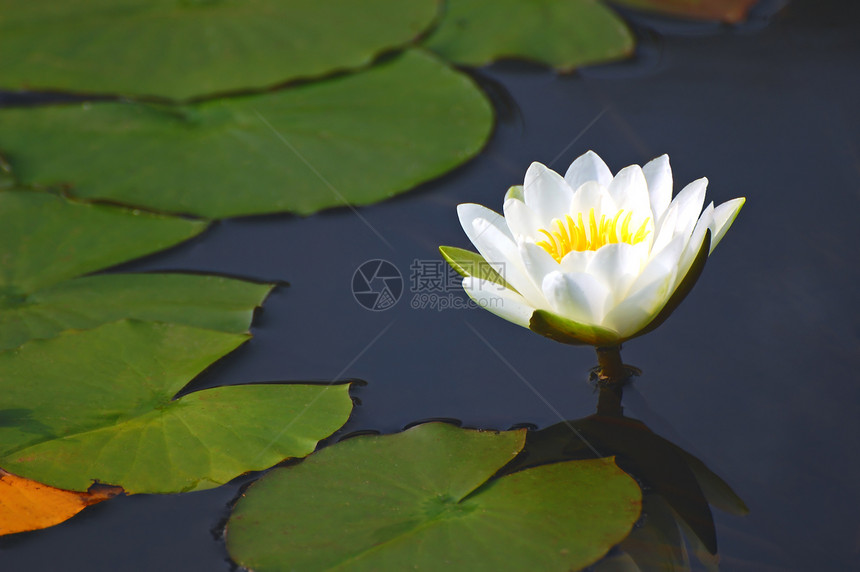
[226,422,641,572]
[610,0,759,23]
[0,191,274,349]
[0,191,205,292]
[0,273,273,352]
[424,0,634,70]
[0,0,439,100]
[0,50,494,218]
[0,320,354,493]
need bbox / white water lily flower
[442,151,744,346]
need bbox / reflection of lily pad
[610,0,759,23]
[0,191,273,350]
[226,422,641,571]
[0,321,354,494]
[424,0,634,70]
[0,50,494,218]
[0,0,439,99]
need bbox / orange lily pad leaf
[611,0,759,23]
[0,468,123,536]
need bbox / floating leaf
[0,0,439,99]
[0,321,354,493]
[226,422,641,572]
[0,50,494,218]
[424,0,634,70]
[610,0,759,23]
[0,272,273,352]
[0,191,205,292]
[0,468,122,536]
[0,191,273,349]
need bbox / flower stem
[595,345,628,417]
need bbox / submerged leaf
[226,422,641,572]
[0,321,354,493]
[0,468,122,536]
[424,0,634,70]
[0,0,439,99]
[0,50,494,218]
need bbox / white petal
[542,271,610,324]
[608,164,651,216]
[587,243,642,304]
[457,203,542,304]
[604,269,676,337]
[523,162,574,226]
[457,203,513,243]
[503,198,541,240]
[559,248,593,274]
[709,197,745,253]
[462,277,534,328]
[642,154,673,222]
[678,203,713,276]
[606,235,685,335]
[519,242,560,292]
[570,181,615,218]
[654,177,707,249]
[650,204,679,256]
[673,178,708,237]
[564,150,613,191]
[505,185,525,202]
[627,234,685,302]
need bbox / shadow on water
[494,375,748,571]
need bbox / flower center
[536,208,651,262]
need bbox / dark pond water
[2,0,859,570]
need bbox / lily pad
[610,0,759,23]
[0,0,439,99]
[0,273,273,352]
[226,422,641,572]
[0,191,205,292]
[424,0,634,70]
[0,191,274,349]
[0,320,354,493]
[0,50,494,218]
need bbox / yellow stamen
[536,208,652,262]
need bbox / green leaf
[0,191,205,292]
[0,50,494,218]
[0,273,273,352]
[0,0,439,100]
[226,422,641,572]
[424,0,634,70]
[0,321,354,493]
[0,191,274,349]
[529,309,620,346]
[439,246,516,292]
[609,0,759,23]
